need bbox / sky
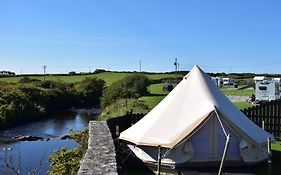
[1,0,281,74]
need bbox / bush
[99,99,149,120]
[18,77,41,83]
[48,130,88,175]
[102,74,149,107]
[74,77,106,107]
[0,84,47,127]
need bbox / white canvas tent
[119,65,274,166]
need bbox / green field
[0,72,130,85]
[233,101,254,110]
[139,83,170,109]
[220,88,255,96]
[0,72,178,85]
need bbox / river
[0,109,98,174]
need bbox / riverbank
[0,77,105,130]
[0,109,97,174]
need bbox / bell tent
[119,65,274,167]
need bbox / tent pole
[267,137,272,175]
[218,134,231,175]
[267,137,272,163]
[156,145,162,175]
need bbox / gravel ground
[227,96,249,103]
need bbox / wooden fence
[241,99,281,138]
[107,113,145,140]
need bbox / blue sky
[1,0,281,74]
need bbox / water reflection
[0,140,77,174]
[0,109,97,174]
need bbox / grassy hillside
[0,72,130,85]
[0,72,179,85]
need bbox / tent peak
[183,65,204,80]
[191,65,204,72]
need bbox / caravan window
[259,86,267,90]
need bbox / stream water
[0,109,98,174]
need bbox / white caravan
[254,76,280,102]
[223,77,235,85]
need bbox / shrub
[48,130,88,175]
[74,77,106,107]
[102,74,149,107]
[0,84,47,127]
[99,99,149,121]
[18,77,41,83]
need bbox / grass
[139,83,170,109]
[139,96,166,109]
[220,88,255,96]
[147,83,169,95]
[99,99,149,120]
[0,72,178,85]
[0,72,130,85]
[145,73,179,80]
[233,101,254,110]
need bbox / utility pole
[139,60,142,72]
[174,58,178,74]
[43,65,47,81]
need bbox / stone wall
[78,121,118,175]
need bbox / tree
[75,77,106,107]
[102,74,150,107]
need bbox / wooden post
[218,134,231,175]
[262,120,265,130]
[156,145,162,175]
